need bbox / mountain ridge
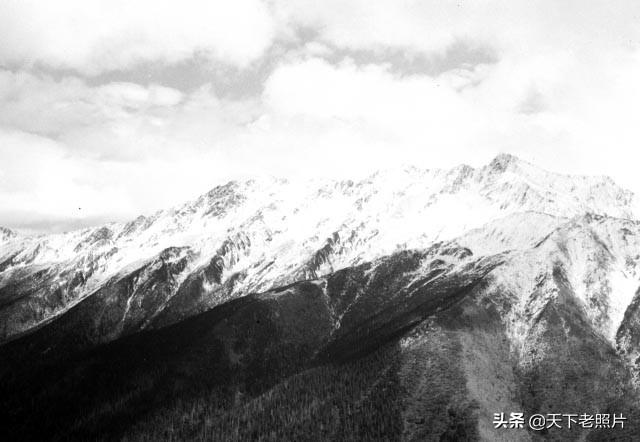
[0,154,637,345]
[2,153,640,440]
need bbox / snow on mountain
[5,153,640,441]
[0,153,638,345]
[0,227,17,244]
[468,214,640,352]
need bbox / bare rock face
[1,154,640,440]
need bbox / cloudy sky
[1,1,640,232]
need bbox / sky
[1,0,640,233]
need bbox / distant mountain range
[2,153,640,441]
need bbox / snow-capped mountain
[3,153,640,440]
[0,227,16,243]
[0,153,637,345]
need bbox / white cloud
[2,1,640,232]
[0,0,275,74]
[261,58,484,166]
[0,129,133,226]
[0,71,186,158]
[97,83,183,108]
[274,0,640,59]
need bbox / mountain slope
[2,220,640,440]
[1,154,640,441]
[1,154,636,346]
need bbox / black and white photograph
[1,1,640,440]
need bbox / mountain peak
[486,152,523,173]
[0,226,16,239]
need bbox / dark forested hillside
[2,241,640,441]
